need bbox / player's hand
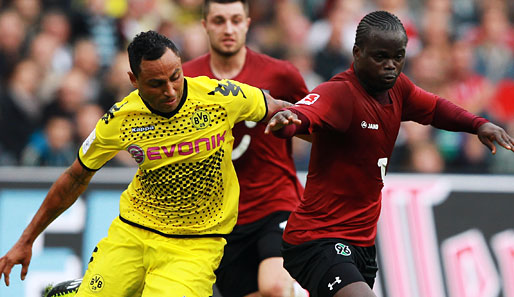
[477,122,514,154]
[0,240,33,286]
[264,110,302,134]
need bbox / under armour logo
[328,276,342,291]
[66,279,82,290]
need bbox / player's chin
[159,100,178,112]
[378,78,397,90]
[217,45,241,57]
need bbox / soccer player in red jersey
[265,11,514,297]
[183,1,309,296]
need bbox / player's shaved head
[354,10,407,48]
[127,30,181,78]
[202,0,249,19]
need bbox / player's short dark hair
[202,0,249,19]
[127,30,180,78]
[354,11,407,48]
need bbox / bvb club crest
[191,110,211,130]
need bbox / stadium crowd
[0,0,513,173]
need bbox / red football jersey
[283,67,448,247]
[183,48,309,224]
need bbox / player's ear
[128,72,138,89]
[201,18,206,29]
[353,45,361,60]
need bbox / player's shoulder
[392,72,415,93]
[99,90,143,124]
[317,74,353,92]
[186,76,254,105]
[247,49,299,74]
[182,53,210,75]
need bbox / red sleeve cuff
[271,108,310,138]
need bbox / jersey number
[377,157,388,180]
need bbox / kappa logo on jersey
[208,81,247,98]
[191,110,211,130]
[88,274,104,292]
[335,243,352,256]
[131,125,155,133]
[361,121,379,130]
[328,276,342,291]
[102,102,127,124]
[297,93,320,106]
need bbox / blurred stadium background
[0,0,513,296]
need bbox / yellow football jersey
[79,76,267,236]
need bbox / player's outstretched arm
[264,109,301,134]
[0,159,95,286]
[477,122,514,155]
[262,92,298,122]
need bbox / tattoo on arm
[265,93,293,110]
[277,100,293,108]
[65,167,93,187]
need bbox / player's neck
[210,46,247,80]
[355,74,391,104]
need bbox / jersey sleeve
[222,79,267,125]
[290,81,353,133]
[78,113,123,170]
[400,74,438,124]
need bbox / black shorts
[215,211,290,297]
[282,238,378,297]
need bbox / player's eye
[212,17,225,25]
[374,55,385,62]
[149,81,163,88]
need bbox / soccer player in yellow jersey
[0,30,298,297]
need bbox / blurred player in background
[265,10,514,297]
[182,0,310,296]
[0,30,294,297]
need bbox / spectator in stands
[97,51,134,111]
[70,0,123,69]
[305,0,361,80]
[21,116,76,166]
[434,39,495,173]
[27,32,61,104]
[467,2,514,82]
[10,0,41,41]
[0,10,26,84]
[39,9,73,74]
[0,59,42,164]
[72,39,102,102]
[43,68,90,123]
